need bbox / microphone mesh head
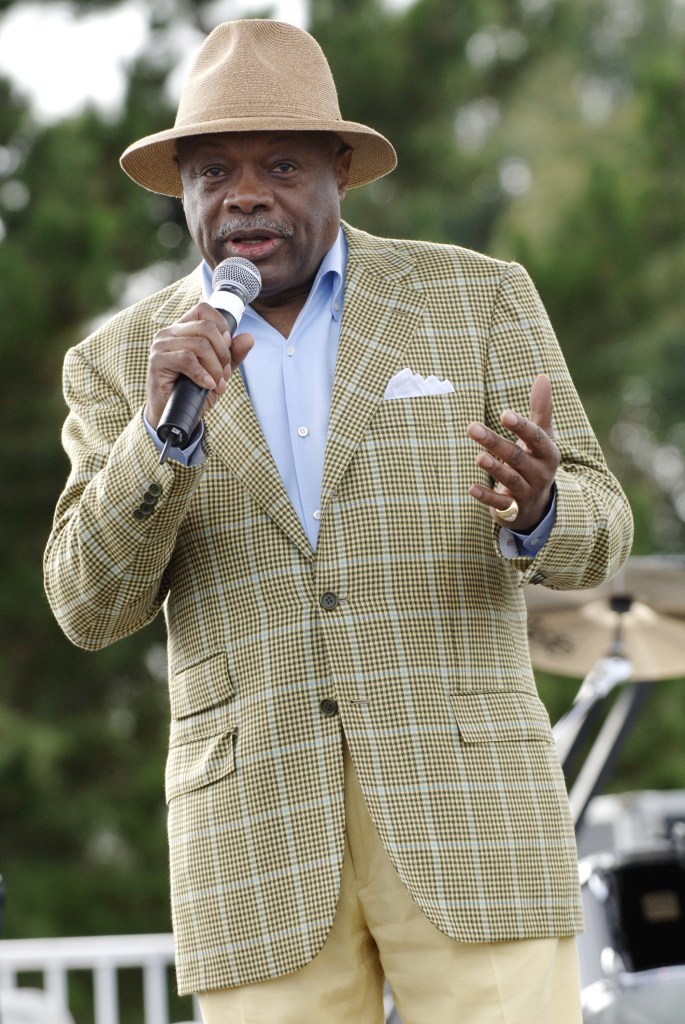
[212,257,262,303]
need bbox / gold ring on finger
[498,498,519,523]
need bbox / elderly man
[44,19,633,1024]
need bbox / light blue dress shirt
[223,232,344,548]
[146,228,555,553]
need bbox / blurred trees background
[1,0,685,965]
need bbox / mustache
[215,217,294,242]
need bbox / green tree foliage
[0,2,198,949]
[1,0,684,953]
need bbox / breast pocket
[165,728,237,804]
[364,392,473,501]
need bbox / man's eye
[274,162,295,173]
[202,166,225,177]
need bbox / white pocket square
[383,367,455,400]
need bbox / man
[44,19,633,1024]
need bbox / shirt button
[313,510,322,520]
[333,301,340,312]
[319,698,339,717]
[320,592,339,611]
[297,426,309,438]
[286,345,295,356]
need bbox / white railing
[0,933,201,1024]
[0,933,403,1023]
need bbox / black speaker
[582,849,685,978]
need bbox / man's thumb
[529,373,553,436]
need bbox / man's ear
[336,146,352,200]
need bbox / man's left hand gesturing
[466,373,560,532]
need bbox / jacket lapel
[152,268,313,557]
[321,227,425,506]
[152,268,204,327]
[207,375,313,557]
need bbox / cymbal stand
[553,653,633,768]
[550,595,662,831]
[568,678,654,831]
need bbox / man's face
[177,131,351,309]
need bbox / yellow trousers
[198,739,582,1024]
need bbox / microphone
[156,256,262,463]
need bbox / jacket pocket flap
[451,691,552,745]
[169,651,235,720]
[165,729,236,803]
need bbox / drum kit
[525,555,685,1024]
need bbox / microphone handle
[156,376,209,449]
[156,307,239,461]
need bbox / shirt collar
[200,227,347,322]
[308,226,346,321]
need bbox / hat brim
[120,118,397,196]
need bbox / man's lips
[222,230,283,261]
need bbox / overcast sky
[0,0,309,121]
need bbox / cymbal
[524,556,685,680]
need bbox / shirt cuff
[142,409,206,467]
[499,490,557,559]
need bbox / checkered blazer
[45,224,633,995]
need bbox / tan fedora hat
[120,19,397,196]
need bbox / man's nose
[223,169,273,213]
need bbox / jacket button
[146,482,162,497]
[320,592,339,611]
[143,490,159,504]
[319,698,339,717]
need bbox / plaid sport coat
[45,223,633,995]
